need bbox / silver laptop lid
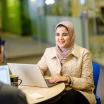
[0,65,11,85]
[7,63,48,87]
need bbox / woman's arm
[69,52,94,91]
[37,49,48,75]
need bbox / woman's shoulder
[45,47,56,52]
[75,44,90,54]
[44,47,56,57]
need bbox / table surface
[19,83,65,104]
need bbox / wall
[6,0,21,34]
[28,0,47,41]
[1,0,21,35]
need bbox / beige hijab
[55,21,75,64]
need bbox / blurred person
[0,38,28,104]
[37,21,96,104]
[0,81,28,104]
[0,38,5,64]
[0,37,28,104]
[0,47,3,64]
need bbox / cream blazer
[37,44,96,104]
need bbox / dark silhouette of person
[0,81,28,104]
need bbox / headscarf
[55,21,75,64]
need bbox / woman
[37,21,96,104]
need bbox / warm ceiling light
[45,0,55,5]
[30,0,36,3]
[80,0,86,5]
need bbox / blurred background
[0,0,104,64]
[0,0,104,103]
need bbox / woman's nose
[59,35,63,39]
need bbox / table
[19,83,65,104]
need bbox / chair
[92,61,101,104]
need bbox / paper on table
[29,92,44,99]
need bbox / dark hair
[56,24,69,31]
[0,82,28,104]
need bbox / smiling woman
[37,20,96,104]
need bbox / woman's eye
[56,33,60,36]
[55,33,68,36]
[62,33,68,36]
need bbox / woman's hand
[49,74,70,83]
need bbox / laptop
[7,63,57,88]
[0,65,11,85]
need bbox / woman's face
[55,26,71,48]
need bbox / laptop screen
[0,65,11,85]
